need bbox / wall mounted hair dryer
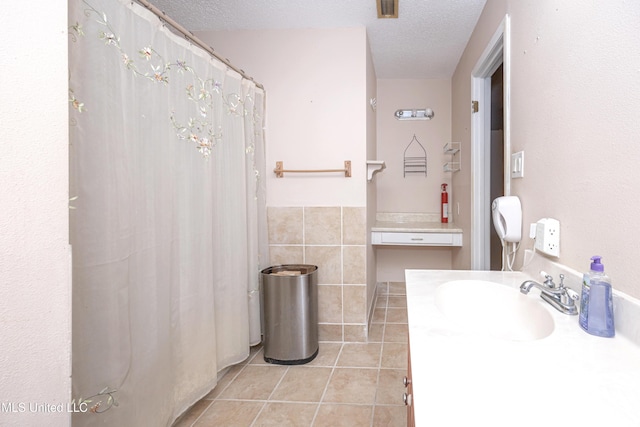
[491,196,522,243]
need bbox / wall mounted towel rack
[274,160,352,178]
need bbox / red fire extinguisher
[441,183,449,223]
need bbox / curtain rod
[134,0,264,90]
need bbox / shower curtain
[68,0,267,425]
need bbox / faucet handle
[562,287,580,308]
[558,274,565,289]
[543,274,556,288]
[566,288,579,301]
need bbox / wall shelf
[443,162,460,173]
[443,142,460,155]
[367,160,386,182]
[443,142,461,173]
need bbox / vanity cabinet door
[405,339,415,427]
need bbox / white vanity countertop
[406,269,640,427]
[372,213,462,233]
[372,221,462,233]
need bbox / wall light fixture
[394,108,435,120]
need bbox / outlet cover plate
[534,218,560,257]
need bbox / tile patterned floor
[173,282,408,427]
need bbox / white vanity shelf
[371,213,463,247]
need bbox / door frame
[470,14,511,270]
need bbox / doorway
[489,64,504,270]
[471,15,511,271]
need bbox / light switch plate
[511,151,524,179]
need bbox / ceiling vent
[377,0,398,18]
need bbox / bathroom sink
[434,280,555,341]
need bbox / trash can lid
[261,264,318,275]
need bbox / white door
[471,15,511,270]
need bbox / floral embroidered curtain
[68,0,267,424]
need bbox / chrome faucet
[520,274,579,315]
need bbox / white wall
[453,0,640,298]
[0,1,71,426]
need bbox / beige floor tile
[248,347,270,365]
[388,282,406,295]
[323,368,378,404]
[383,323,408,344]
[252,343,335,367]
[372,307,386,323]
[376,369,406,405]
[377,282,389,295]
[368,323,384,343]
[380,343,408,370]
[336,343,382,368]
[318,323,343,342]
[372,405,407,427]
[246,344,264,361]
[253,402,318,426]
[313,404,373,427]
[178,284,413,427]
[270,367,332,402]
[385,307,407,324]
[219,365,287,400]
[387,296,407,308]
[173,399,212,427]
[306,342,342,367]
[202,363,245,400]
[344,324,367,342]
[193,400,263,426]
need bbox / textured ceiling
[147,0,487,79]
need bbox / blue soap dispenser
[579,256,615,337]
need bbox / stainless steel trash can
[261,264,318,365]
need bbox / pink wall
[375,79,454,281]
[200,29,460,281]
[365,36,379,315]
[450,0,507,271]
[197,28,369,207]
[376,79,452,213]
[453,1,640,298]
[197,27,382,335]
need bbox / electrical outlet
[534,218,560,257]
